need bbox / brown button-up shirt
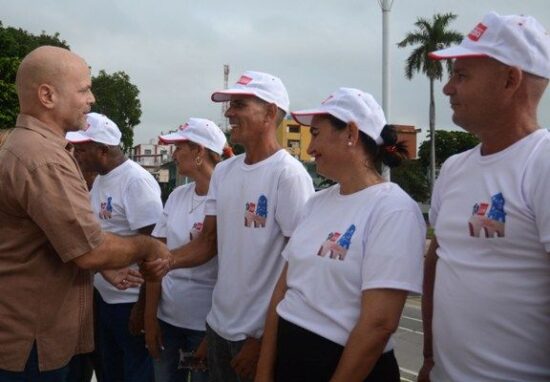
[0,114,104,372]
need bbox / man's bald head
[16,46,84,111]
[15,46,95,133]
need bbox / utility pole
[221,64,230,131]
[378,0,394,180]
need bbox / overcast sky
[1,0,549,145]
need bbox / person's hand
[139,239,173,281]
[128,298,145,336]
[101,268,144,290]
[191,337,208,371]
[231,337,261,380]
[144,314,163,359]
[417,357,434,382]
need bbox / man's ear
[504,66,523,92]
[37,84,56,109]
[264,102,278,123]
[346,121,361,146]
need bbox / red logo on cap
[83,123,91,131]
[468,23,487,42]
[179,123,189,131]
[237,75,253,85]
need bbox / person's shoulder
[371,182,422,215]
[3,127,68,171]
[166,182,195,203]
[214,153,243,173]
[274,150,311,177]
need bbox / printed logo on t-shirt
[99,196,113,219]
[244,195,268,228]
[468,192,506,238]
[316,224,356,261]
[189,222,203,241]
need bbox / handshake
[138,238,174,281]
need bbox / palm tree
[397,13,462,190]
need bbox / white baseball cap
[211,70,290,113]
[429,12,550,79]
[158,118,226,155]
[66,112,121,145]
[291,88,386,145]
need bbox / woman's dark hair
[185,142,235,165]
[325,114,408,169]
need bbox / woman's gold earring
[195,156,203,166]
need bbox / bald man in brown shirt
[0,46,172,381]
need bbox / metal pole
[378,0,394,180]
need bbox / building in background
[275,119,419,161]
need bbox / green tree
[91,70,142,152]
[391,159,430,202]
[0,21,69,128]
[418,130,479,169]
[397,13,462,190]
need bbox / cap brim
[158,132,189,144]
[429,45,489,60]
[211,90,258,102]
[66,131,92,143]
[291,109,330,126]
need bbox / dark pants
[205,324,252,382]
[153,319,208,382]
[67,290,103,382]
[274,317,400,382]
[97,296,153,382]
[0,343,69,382]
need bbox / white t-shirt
[204,150,314,340]
[92,159,163,304]
[277,182,425,349]
[152,182,217,331]
[430,129,550,382]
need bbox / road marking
[400,366,418,382]
[400,366,419,376]
[397,326,424,335]
[401,315,423,323]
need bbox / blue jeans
[153,319,208,382]
[206,324,252,382]
[0,343,69,382]
[97,296,153,382]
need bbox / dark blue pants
[97,296,153,382]
[0,343,69,382]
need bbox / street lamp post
[378,0,394,180]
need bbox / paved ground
[395,295,423,382]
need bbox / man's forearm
[75,232,159,270]
[422,237,439,359]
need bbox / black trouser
[274,317,400,382]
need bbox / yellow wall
[276,119,313,162]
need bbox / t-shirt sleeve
[204,166,220,216]
[24,162,103,263]
[280,196,316,261]
[361,208,426,293]
[275,167,315,237]
[524,141,550,252]
[429,158,451,228]
[123,178,163,231]
[152,192,174,239]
